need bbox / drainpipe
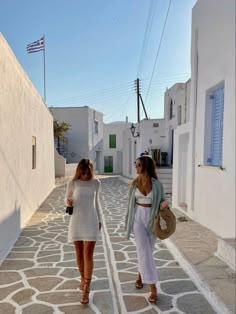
[92,110,95,164]
[190,30,199,212]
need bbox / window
[94,120,98,133]
[109,134,116,148]
[169,99,173,120]
[178,105,182,125]
[205,85,224,166]
[32,136,36,169]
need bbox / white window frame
[204,82,224,167]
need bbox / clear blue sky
[0,0,197,123]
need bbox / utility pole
[139,94,148,120]
[136,78,140,122]
[134,78,148,122]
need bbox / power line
[50,72,189,107]
[137,0,158,77]
[145,0,172,103]
[51,80,134,105]
[141,72,191,83]
[51,86,133,107]
[104,87,135,122]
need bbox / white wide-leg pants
[133,205,158,284]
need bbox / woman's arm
[95,180,102,225]
[65,180,74,206]
[125,186,133,230]
[160,182,168,209]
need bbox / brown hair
[131,155,157,187]
[73,158,94,180]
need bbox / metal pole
[137,78,140,122]
[139,94,148,119]
[43,34,46,103]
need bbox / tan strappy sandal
[135,272,143,289]
[148,284,157,303]
[80,278,91,305]
[79,277,84,291]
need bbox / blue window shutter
[210,87,224,166]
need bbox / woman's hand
[67,199,73,207]
[99,222,102,230]
[160,201,169,209]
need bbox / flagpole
[43,34,46,103]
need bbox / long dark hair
[73,158,94,180]
[131,155,157,187]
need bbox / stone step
[216,237,236,271]
[157,168,173,195]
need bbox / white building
[172,0,235,242]
[51,107,103,173]
[103,121,129,174]
[164,80,191,166]
[118,81,191,181]
[122,119,169,174]
[0,34,55,264]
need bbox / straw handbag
[153,207,176,240]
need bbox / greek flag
[26,37,44,53]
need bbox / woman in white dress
[65,158,102,305]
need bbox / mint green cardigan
[124,178,165,240]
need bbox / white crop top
[135,188,153,204]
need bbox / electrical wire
[137,0,158,77]
[51,80,134,105]
[145,0,172,103]
[51,87,133,108]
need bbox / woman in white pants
[125,154,168,303]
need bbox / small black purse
[66,206,73,215]
[66,181,74,215]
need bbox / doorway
[104,156,113,172]
[170,129,174,165]
[95,151,100,172]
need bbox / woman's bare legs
[74,241,85,290]
[80,241,96,304]
[149,284,157,303]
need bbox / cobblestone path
[0,176,216,314]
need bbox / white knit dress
[65,179,102,243]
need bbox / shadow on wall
[0,204,21,265]
[0,145,34,209]
[0,145,34,265]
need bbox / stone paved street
[0,176,217,314]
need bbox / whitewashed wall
[174,0,235,238]
[140,119,168,154]
[103,122,128,174]
[0,34,55,264]
[122,119,168,178]
[122,126,138,178]
[169,81,191,210]
[164,81,191,165]
[172,123,191,211]
[51,107,103,172]
[88,109,103,173]
[55,149,66,177]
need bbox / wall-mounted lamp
[130,123,140,138]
